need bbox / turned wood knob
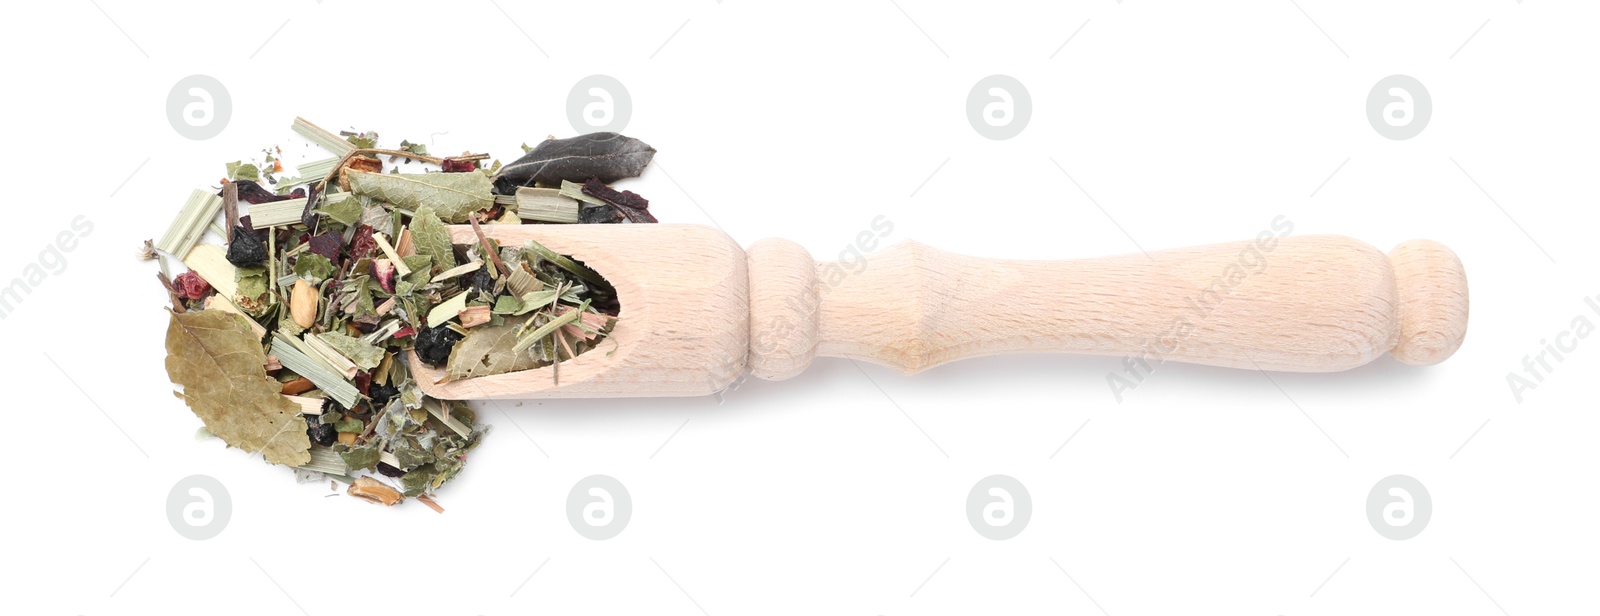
[412,225,1467,400]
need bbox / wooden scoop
[410,224,1468,400]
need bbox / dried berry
[368,382,399,407]
[414,325,463,366]
[471,267,494,294]
[376,462,407,477]
[579,203,625,224]
[173,271,212,300]
[224,226,267,267]
[305,413,337,447]
[440,158,476,173]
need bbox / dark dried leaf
[493,133,655,193]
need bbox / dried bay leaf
[445,315,540,381]
[408,206,455,271]
[347,170,492,223]
[165,310,310,466]
[493,133,655,193]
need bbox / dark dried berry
[415,325,463,366]
[579,203,625,224]
[173,271,212,300]
[225,226,267,267]
[375,462,408,477]
[368,382,400,407]
[471,267,494,294]
[305,414,337,447]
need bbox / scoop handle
[744,234,1468,380]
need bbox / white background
[3,1,1596,614]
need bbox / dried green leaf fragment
[347,171,493,223]
[407,206,456,271]
[445,315,541,381]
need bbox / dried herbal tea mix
[148,118,659,510]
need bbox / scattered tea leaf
[444,315,541,381]
[348,170,493,223]
[407,206,455,270]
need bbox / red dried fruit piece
[371,258,397,293]
[441,158,476,173]
[393,326,415,339]
[173,271,212,300]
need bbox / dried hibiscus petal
[349,224,377,261]
[219,179,290,205]
[582,178,657,223]
[441,158,476,173]
[308,231,343,262]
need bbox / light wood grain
[412,225,1467,399]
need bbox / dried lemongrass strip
[427,291,470,328]
[514,187,580,223]
[270,334,360,407]
[158,189,224,257]
[559,180,606,205]
[431,260,483,284]
[184,244,240,299]
[423,398,471,438]
[513,309,583,355]
[372,233,411,276]
[283,395,324,415]
[302,333,360,379]
[374,297,396,317]
[523,238,607,287]
[291,117,355,156]
[378,450,401,468]
[299,446,350,475]
[296,157,341,180]
[248,198,309,228]
[360,319,403,345]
